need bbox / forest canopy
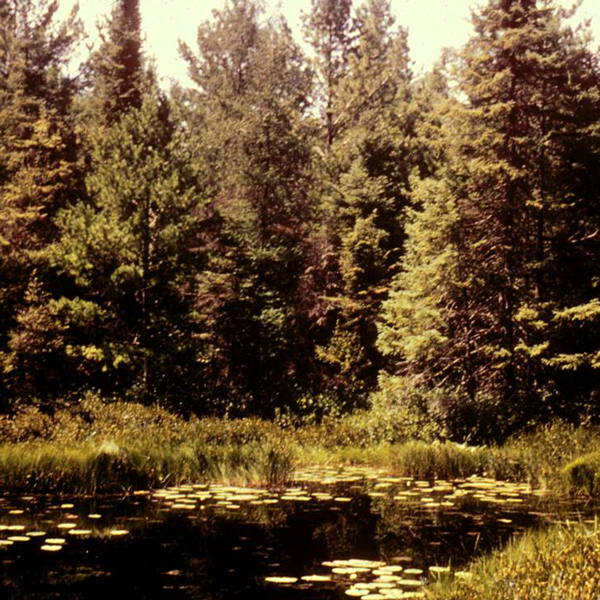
[1,0,599,443]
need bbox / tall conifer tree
[302,0,355,149]
[43,82,202,406]
[0,0,82,407]
[180,0,316,416]
[312,0,421,408]
[83,0,143,127]
[379,0,600,439]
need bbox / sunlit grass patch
[2,399,600,495]
[0,435,296,495]
[424,521,600,600]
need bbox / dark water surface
[1,466,598,599]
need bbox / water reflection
[1,468,599,599]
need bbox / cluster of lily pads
[264,556,473,598]
[295,466,542,507]
[0,499,130,553]
[148,467,543,515]
[143,467,556,598]
[1,463,588,599]
[150,477,371,510]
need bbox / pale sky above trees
[58,0,600,87]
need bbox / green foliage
[302,0,354,148]
[83,0,143,126]
[3,398,600,495]
[179,0,318,416]
[562,453,600,496]
[368,375,450,442]
[0,0,82,252]
[0,399,296,492]
[0,392,189,445]
[2,278,70,401]
[498,419,600,491]
[0,0,83,408]
[1,0,600,432]
[310,0,424,409]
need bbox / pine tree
[41,81,202,406]
[302,0,355,149]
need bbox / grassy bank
[0,399,295,493]
[0,438,295,494]
[1,397,600,494]
[424,520,600,600]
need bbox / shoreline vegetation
[2,397,600,599]
[424,520,600,600]
[1,396,600,496]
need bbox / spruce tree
[378,0,600,439]
[312,0,421,408]
[82,0,143,127]
[0,0,82,408]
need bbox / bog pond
[1,466,598,599]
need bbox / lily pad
[264,576,298,584]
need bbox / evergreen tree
[180,0,317,416]
[0,0,83,408]
[378,0,600,440]
[302,0,355,149]
[82,0,143,127]
[0,0,82,252]
[312,0,421,408]
[38,81,203,406]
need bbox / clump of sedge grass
[390,441,492,480]
[0,396,298,494]
[296,440,496,480]
[497,419,600,492]
[562,452,600,496]
[0,437,297,495]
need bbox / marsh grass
[0,439,297,494]
[2,397,600,495]
[296,441,496,480]
[424,520,600,600]
[500,419,600,490]
[0,398,298,493]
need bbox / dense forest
[1,0,599,442]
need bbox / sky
[57,0,600,87]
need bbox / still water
[1,466,598,599]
